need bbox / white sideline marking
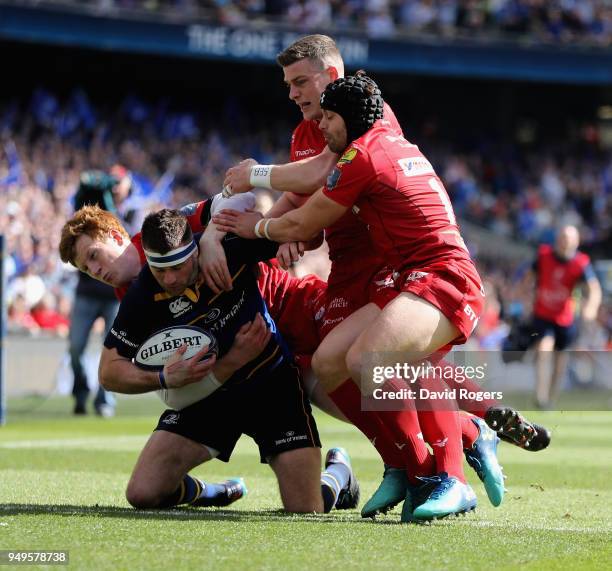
[0,436,147,450]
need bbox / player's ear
[110,229,124,245]
[328,66,339,82]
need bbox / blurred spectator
[369,10,395,36]
[31,293,71,337]
[399,0,437,33]
[29,0,612,43]
[7,294,40,335]
[7,266,46,310]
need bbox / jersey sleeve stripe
[245,346,280,379]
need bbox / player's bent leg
[126,430,212,509]
[269,447,324,513]
[343,292,468,509]
[345,292,460,396]
[303,370,348,423]
[312,303,381,392]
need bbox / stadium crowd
[1,87,610,348]
[33,0,612,44]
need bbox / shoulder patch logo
[326,167,342,191]
[339,147,358,164]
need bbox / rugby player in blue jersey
[99,208,359,513]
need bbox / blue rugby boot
[412,473,477,521]
[464,417,505,507]
[192,478,247,508]
[361,465,408,518]
[325,447,360,509]
[400,479,436,523]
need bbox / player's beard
[327,129,348,154]
[162,256,200,296]
[173,255,200,293]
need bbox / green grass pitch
[1,395,611,570]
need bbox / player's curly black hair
[319,71,384,144]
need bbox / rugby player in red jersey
[220,37,474,520]
[215,72,556,520]
[528,225,601,408]
[217,38,547,460]
[217,36,525,521]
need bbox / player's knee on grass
[125,432,212,509]
[125,480,168,509]
[269,447,324,513]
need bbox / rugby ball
[158,377,220,411]
[134,325,218,372]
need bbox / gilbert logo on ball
[134,325,218,371]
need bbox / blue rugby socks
[161,475,237,508]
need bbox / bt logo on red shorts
[463,304,478,322]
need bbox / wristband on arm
[158,370,167,389]
[254,219,265,238]
[249,165,274,190]
[263,219,273,240]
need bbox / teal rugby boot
[464,417,505,507]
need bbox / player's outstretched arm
[265,192,324,269]
[223,149,338,196]
[214,189,347,244]
[99,345,216,394]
